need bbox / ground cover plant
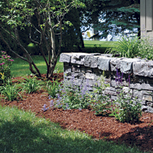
[109,69,142,123]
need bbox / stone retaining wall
[59,52,153,113]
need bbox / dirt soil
[1,73,153,152]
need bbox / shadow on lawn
[0,114,143,153]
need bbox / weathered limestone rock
[110,58,121,71]
[97,56,111,71]
[84,55,98,68]
[71,53,89,65]
[120,58,141,74]
[59,53,71,63]
[133,60,153,78]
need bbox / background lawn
[84,40,117,48]
[11,41,116,77]
[11,56,63,77]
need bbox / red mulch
[1,72,153,152]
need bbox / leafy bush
[0,51,14,84]
[110,69,142,123]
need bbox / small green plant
[22,76,42,94]
[110,69,142,123]
[0,51,14,84]
[0,81,22,101]
[46,79,61,98]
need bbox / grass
[11,41,116,77]
[81,40,117,54]
[0,105,143,153]
[84,40,117,48]
[11,55,63,77]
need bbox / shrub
[110,69,142,123]
[137,35,153,60]
[0,51,14,84]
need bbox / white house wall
[141,0,153,37]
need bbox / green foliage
[137,36,153,60]
[0,81,22,101]
[46,79,61,98]
[107,34,153,60]
[90,74,111,116]
[0,51,14,84]
[57,78,91,110]
[110,86,142,123]
[110,70,142,123]
[108,36,140,58]
[0,0,84,78]
[22,76,43,94]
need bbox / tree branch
[0,31,28,62]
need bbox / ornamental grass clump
[137,35,153,60]
[110,69,142,124]
[108,36,140,58]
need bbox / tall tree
[0,0,84,78]
[80,0,140,38]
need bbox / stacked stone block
[59,52,153,113]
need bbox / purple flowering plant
[90,72,111,116]
[0,51,14,83]
[110,69,142,123]
[56,75,91,110]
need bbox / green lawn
[84,40,117,48]
[0,105,143,153]
[11,41,116,77]
[11,55,63,77]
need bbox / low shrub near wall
[60,52,153,113]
